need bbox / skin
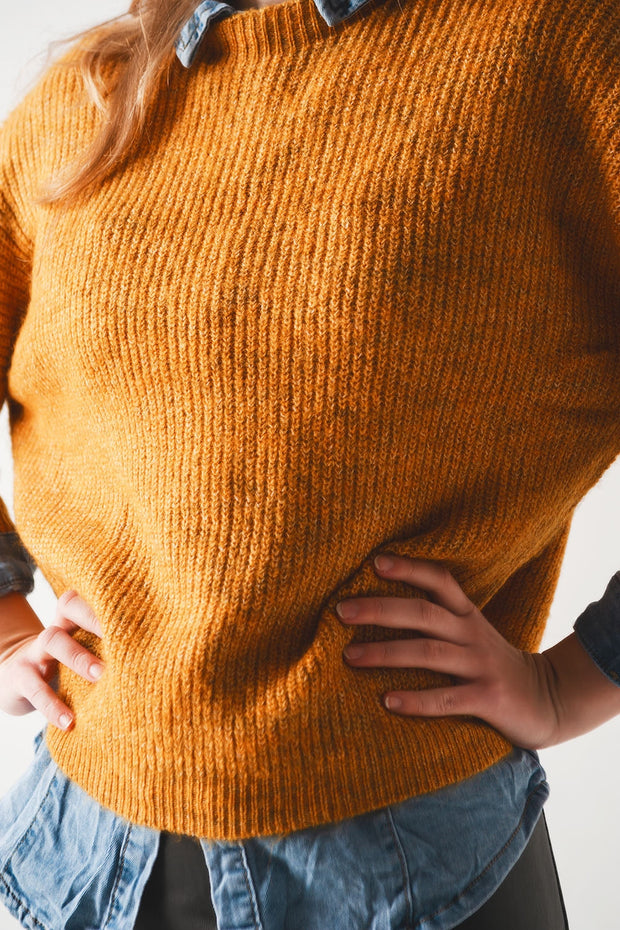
[0,591,104,728]
[1,554,620,745]
[337,554,620,749]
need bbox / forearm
[0,591,45,664]
[541,632,620,746]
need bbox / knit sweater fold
[0,0,618,838]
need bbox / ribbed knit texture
[0,0,618,839]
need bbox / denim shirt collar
[175,0,372,67]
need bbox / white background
[1,4,620,928]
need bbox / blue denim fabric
[175,0,237,65]
[0,532,36,597]
[174,0,373,67]
[0,726,549,930]
[573,571,620,686]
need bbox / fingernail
[343,645,364,660]
[374,555,394,571]
[89,664,103,680]
[384,695,402,710]
[336,601,358,619]
[59,713,73,729]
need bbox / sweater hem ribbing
[43,723,513,840]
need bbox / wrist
[541,632,620,747]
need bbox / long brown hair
[35,0,199,206]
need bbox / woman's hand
[336,554,563,750]
[0,590,105,731]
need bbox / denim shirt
[0,726,550,930]
[1,0,619,924]
[0,533,36,598]
[573,572,620,685]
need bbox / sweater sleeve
[0,112,37,575]
[556,1,620,684]
[543,0,620,283]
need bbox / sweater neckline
[201,0,387,60]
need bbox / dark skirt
[133,809,568,930]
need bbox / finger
[374,555,473,616]
[337,596,469,644]
[55,590,104,638]
[17,661,74,730]
[36,625,105,683]
[382,683,481,717]
[344,638,476,677]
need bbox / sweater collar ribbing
[175,0,377,65]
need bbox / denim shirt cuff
[0,531,37,597]
[573,571,620,687]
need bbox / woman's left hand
[336,553,561,750]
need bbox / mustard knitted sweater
[1,0,618,840]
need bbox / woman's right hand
[0,590,105,731]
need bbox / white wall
[1,4,620,929]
